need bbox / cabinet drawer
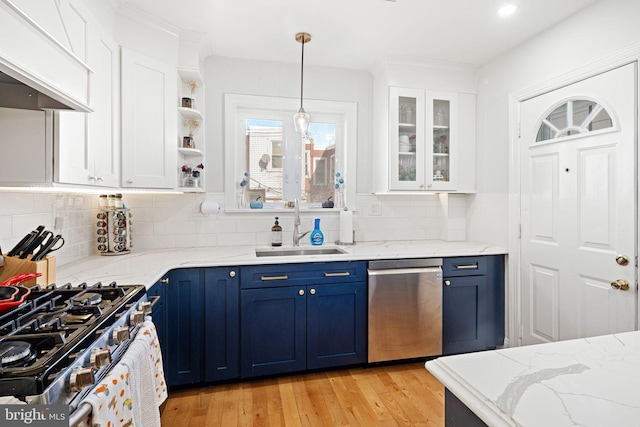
[442,256,487,277]
[241,261,366,289]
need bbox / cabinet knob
[310,288,316,295]
[88,175,95,181]
[298,289,305,296]
[127,178,133,184]
[96,176,104,182]
[160,278,169,284]
[229,271,236,278]
[444,280,451,286]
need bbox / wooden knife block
[0,254,56,288]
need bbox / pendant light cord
[300,37,305,110]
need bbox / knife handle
[7,232,36,257]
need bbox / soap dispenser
[310,218,324,246]
[271,217,282,247]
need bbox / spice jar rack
[97,208,132,256]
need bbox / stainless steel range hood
[0,70,86,111]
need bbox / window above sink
[224,94,357,211]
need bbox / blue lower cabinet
[240,261,367,379]
[442,255,505,355]
[165,268,203,386]
[442,275,487,355]
[203,267,240,382]
[241,286,307,378]
[307,282,366,370]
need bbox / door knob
[616,255,630,266]
[611,279,630,291]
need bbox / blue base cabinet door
[442,255,505,355]
[165,268,203,386]
[240,286,306,378]
[442,274,487,355]
[203,267,240,382]
[307,282,366,370]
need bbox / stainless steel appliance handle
[148,295,161,308]
[69,402,92,427]
[367,266,442,277]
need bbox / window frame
[224,94,357,210]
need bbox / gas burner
[72,292,102,307]
[0,341,33,366]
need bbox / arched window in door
[536,99,613,142]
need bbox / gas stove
[0,282,149,409]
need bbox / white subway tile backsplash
[0,190,470,266]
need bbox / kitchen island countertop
[426,330,640,426]
[56,240,505,288]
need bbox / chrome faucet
[293,198,310,246]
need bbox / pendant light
[294,32,311,137]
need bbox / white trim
[508,46,640,347]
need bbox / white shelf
[433,153,450,157]
[178,147,203,157]
[433,125,449,130]
[178,67,203,85]
[178,107,203,120]
[398,152,416,156]
[399,122,416,128]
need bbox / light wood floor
[160,362,444,427]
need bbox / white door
[519,63,637,345]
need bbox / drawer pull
[454,264,478,270]
[324,272,350,277]
[261,275,289,281]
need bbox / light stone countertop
[426,331,640,427]
[56,240,506,288]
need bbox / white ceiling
[118,0,600,70]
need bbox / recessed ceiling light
[497,4,517,16]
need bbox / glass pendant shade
[294,32,311,137]
[294,107,310,136]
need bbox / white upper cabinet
[388,87,475,193]
[56,24,120,187]
[121,48,177,189]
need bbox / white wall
[468,0,640,247]
[203,55,372,193]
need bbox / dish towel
[121,340,160,427]
[81,362,136,427]
[137,319,168,405]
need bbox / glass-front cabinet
[389,87,459,191]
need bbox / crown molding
[116,1,180,38]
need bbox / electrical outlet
[370,203,381,216]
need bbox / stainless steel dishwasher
[367,258,442,363]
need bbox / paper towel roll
[339,210,353,244]
[200,200,220,216]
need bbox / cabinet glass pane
[398,96,417,182]
[433,99,450,183]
